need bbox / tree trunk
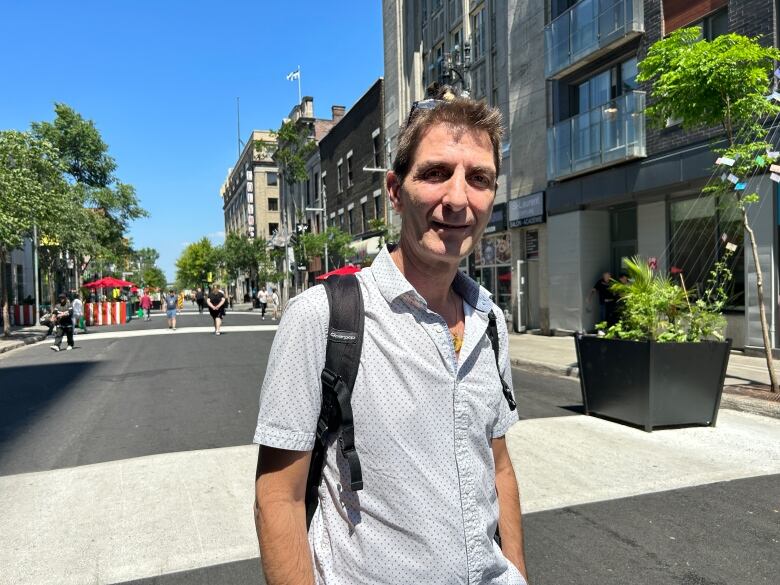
[743,210,779,392]
[1,249,10,337]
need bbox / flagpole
[297,65,302,105]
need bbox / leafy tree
[257,120,316,187]
[32,104,147,283]
[638,28,780,392]
[0,130,68,335]
[221,232,259,282]
[298,226,356,268]
[140,266,167,290]
[175,237,219,289]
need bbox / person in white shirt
[257,286,269,320]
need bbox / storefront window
[472,232,512,315]
[669,195,744,308]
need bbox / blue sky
[0,1,384,281]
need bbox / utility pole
[33,223,40,322]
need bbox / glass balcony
[547,91,646,181]
[545,0,644,79]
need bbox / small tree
[257,120,316,187]
[638,28,780,392]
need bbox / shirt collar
[369,245,494,313]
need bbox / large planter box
[574,333,731,432]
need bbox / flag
[286,68,300,81]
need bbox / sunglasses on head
[406,98,446,125]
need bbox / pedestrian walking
[72,294,87,334]
[164,290,177,330]
[253,88,528,585]
[270,288,280,320]
[50,293,75,351]
[206,284,226,335]
[195,287,205,315]
[256,286,268,320]
[140,290,152,321]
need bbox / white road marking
[1,410,778,584]
[45,325,279,344]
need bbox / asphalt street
[0,310,778,585]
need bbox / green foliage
[368,217,398,246]
[175,238,219,289]
[256,120,316,187]
[599,255,730,343]
[0,130,68,252]
[637,28,780,141]
[296,226,357,267]
[140,266,167,290]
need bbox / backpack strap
[487,311,516,411]
[305,274,365,529]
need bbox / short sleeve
[253,285,329,451]
[491,305,519,439]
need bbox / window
[699,9,728,41]
[374,193,382,218]
[338,211,345,229]
[347,155,353,186]
[472,8,486,62]
[348,208,355,234]
[314,172,320,201]
[669,195,744,308]
[266,172,278,186]
[361,200,368,232]
[373,134,382,168]
[337,163,343,193]
[268,198,278,211]
[268,222,279,235]
[489,0,496,49]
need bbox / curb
[510,358,780,420]
[0,333,48,356]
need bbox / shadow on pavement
[0,361,96,449]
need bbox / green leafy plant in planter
[595,251,734,343]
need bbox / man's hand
[492,437,528,582]
[255,446,315,585]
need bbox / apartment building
[541,0,778,349]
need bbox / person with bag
[253,88,528,585]
[50,293,75,351]
[206,284,226,335]
[140,290,152,321]
[72,294,87,334]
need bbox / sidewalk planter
[575,333,731,432]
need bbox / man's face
[60,298,67,305]
[387,123,496,266]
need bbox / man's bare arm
[254,446,315,585]
[492,436,528,581]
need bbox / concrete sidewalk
[507,332,780,418]
[0,325,49,355]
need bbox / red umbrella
[83,278,107,288]
[100,276,135,288]
[315,265,361,280]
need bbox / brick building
[319,79,387,268]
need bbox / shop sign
[485,202,507,234]
[509,191,545,228]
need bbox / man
[72,294,87,334]
[195,287,205,315]
[588,272,615,324]
[206,284,226,335]
[50,293,74,351]
[164,289,177,330]
[257,286,268,320]
[253,89,528,585]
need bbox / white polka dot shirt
[254,246,524,584]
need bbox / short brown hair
[392,87,504,184]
